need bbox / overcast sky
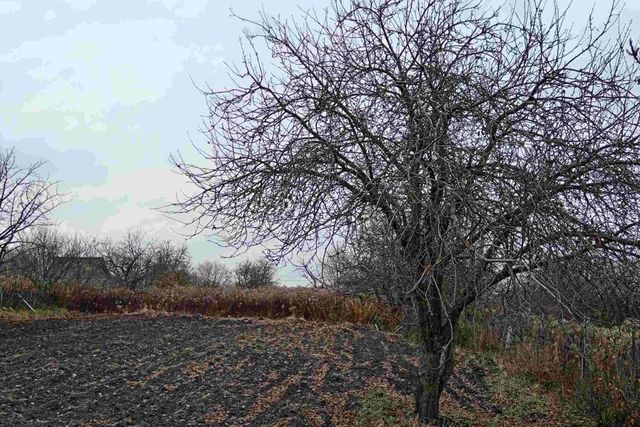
[1,0,639,285]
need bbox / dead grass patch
[202,405,229,425]
[184,360,210,380]
[244,373,303,421]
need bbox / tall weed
[0,278,403,330]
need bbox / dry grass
[0,278,403,330]
[202,405,229,425]
[183,360,210,380]
[0,306,72,323]
[457,313,640,426]
[245,373,303,420]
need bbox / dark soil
[0,315,497,426]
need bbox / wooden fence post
[580,320,590,380]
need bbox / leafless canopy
[191,260,232,288]
[172,0,640,420]
[233,258,277,289]
[98,230,191,289]
[0,148,65,269]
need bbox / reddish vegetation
[0,277,403,330]
[458,311,640,426]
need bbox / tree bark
[414,289,457,422]
[416,351,448,421]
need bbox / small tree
[315,220,412,307]
[191,260,232,288]
[233,259,277,289]
[172,0,640,420]
[98,230,155,289]
[0,148,64,270]
[99,231,192,289]
[148,239,191,282]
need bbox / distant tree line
[2,227,278,290]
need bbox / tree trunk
[414,294,457,422]
[415,351,447,421]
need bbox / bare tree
[534,254,640,323]
[99,231,192,289]
[148,239,191,282]
[233,259,277,289]
[0,148,64,270]
[316,219,412,307]
[191,260,232,288]
[98,230,155,289]
[172,0,640,420]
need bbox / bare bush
[316,219,412,307]
[191,260,232,288]
[233,259,277,289]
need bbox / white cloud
[191,43,223,63]
[67,167,187,239]
[1,19,192,120]
[73,167,186,204]
[62,116,79,131]
[99,204,170,234]
[89,121,106,132]
[0,1,20,14]
[148,0,181,9]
